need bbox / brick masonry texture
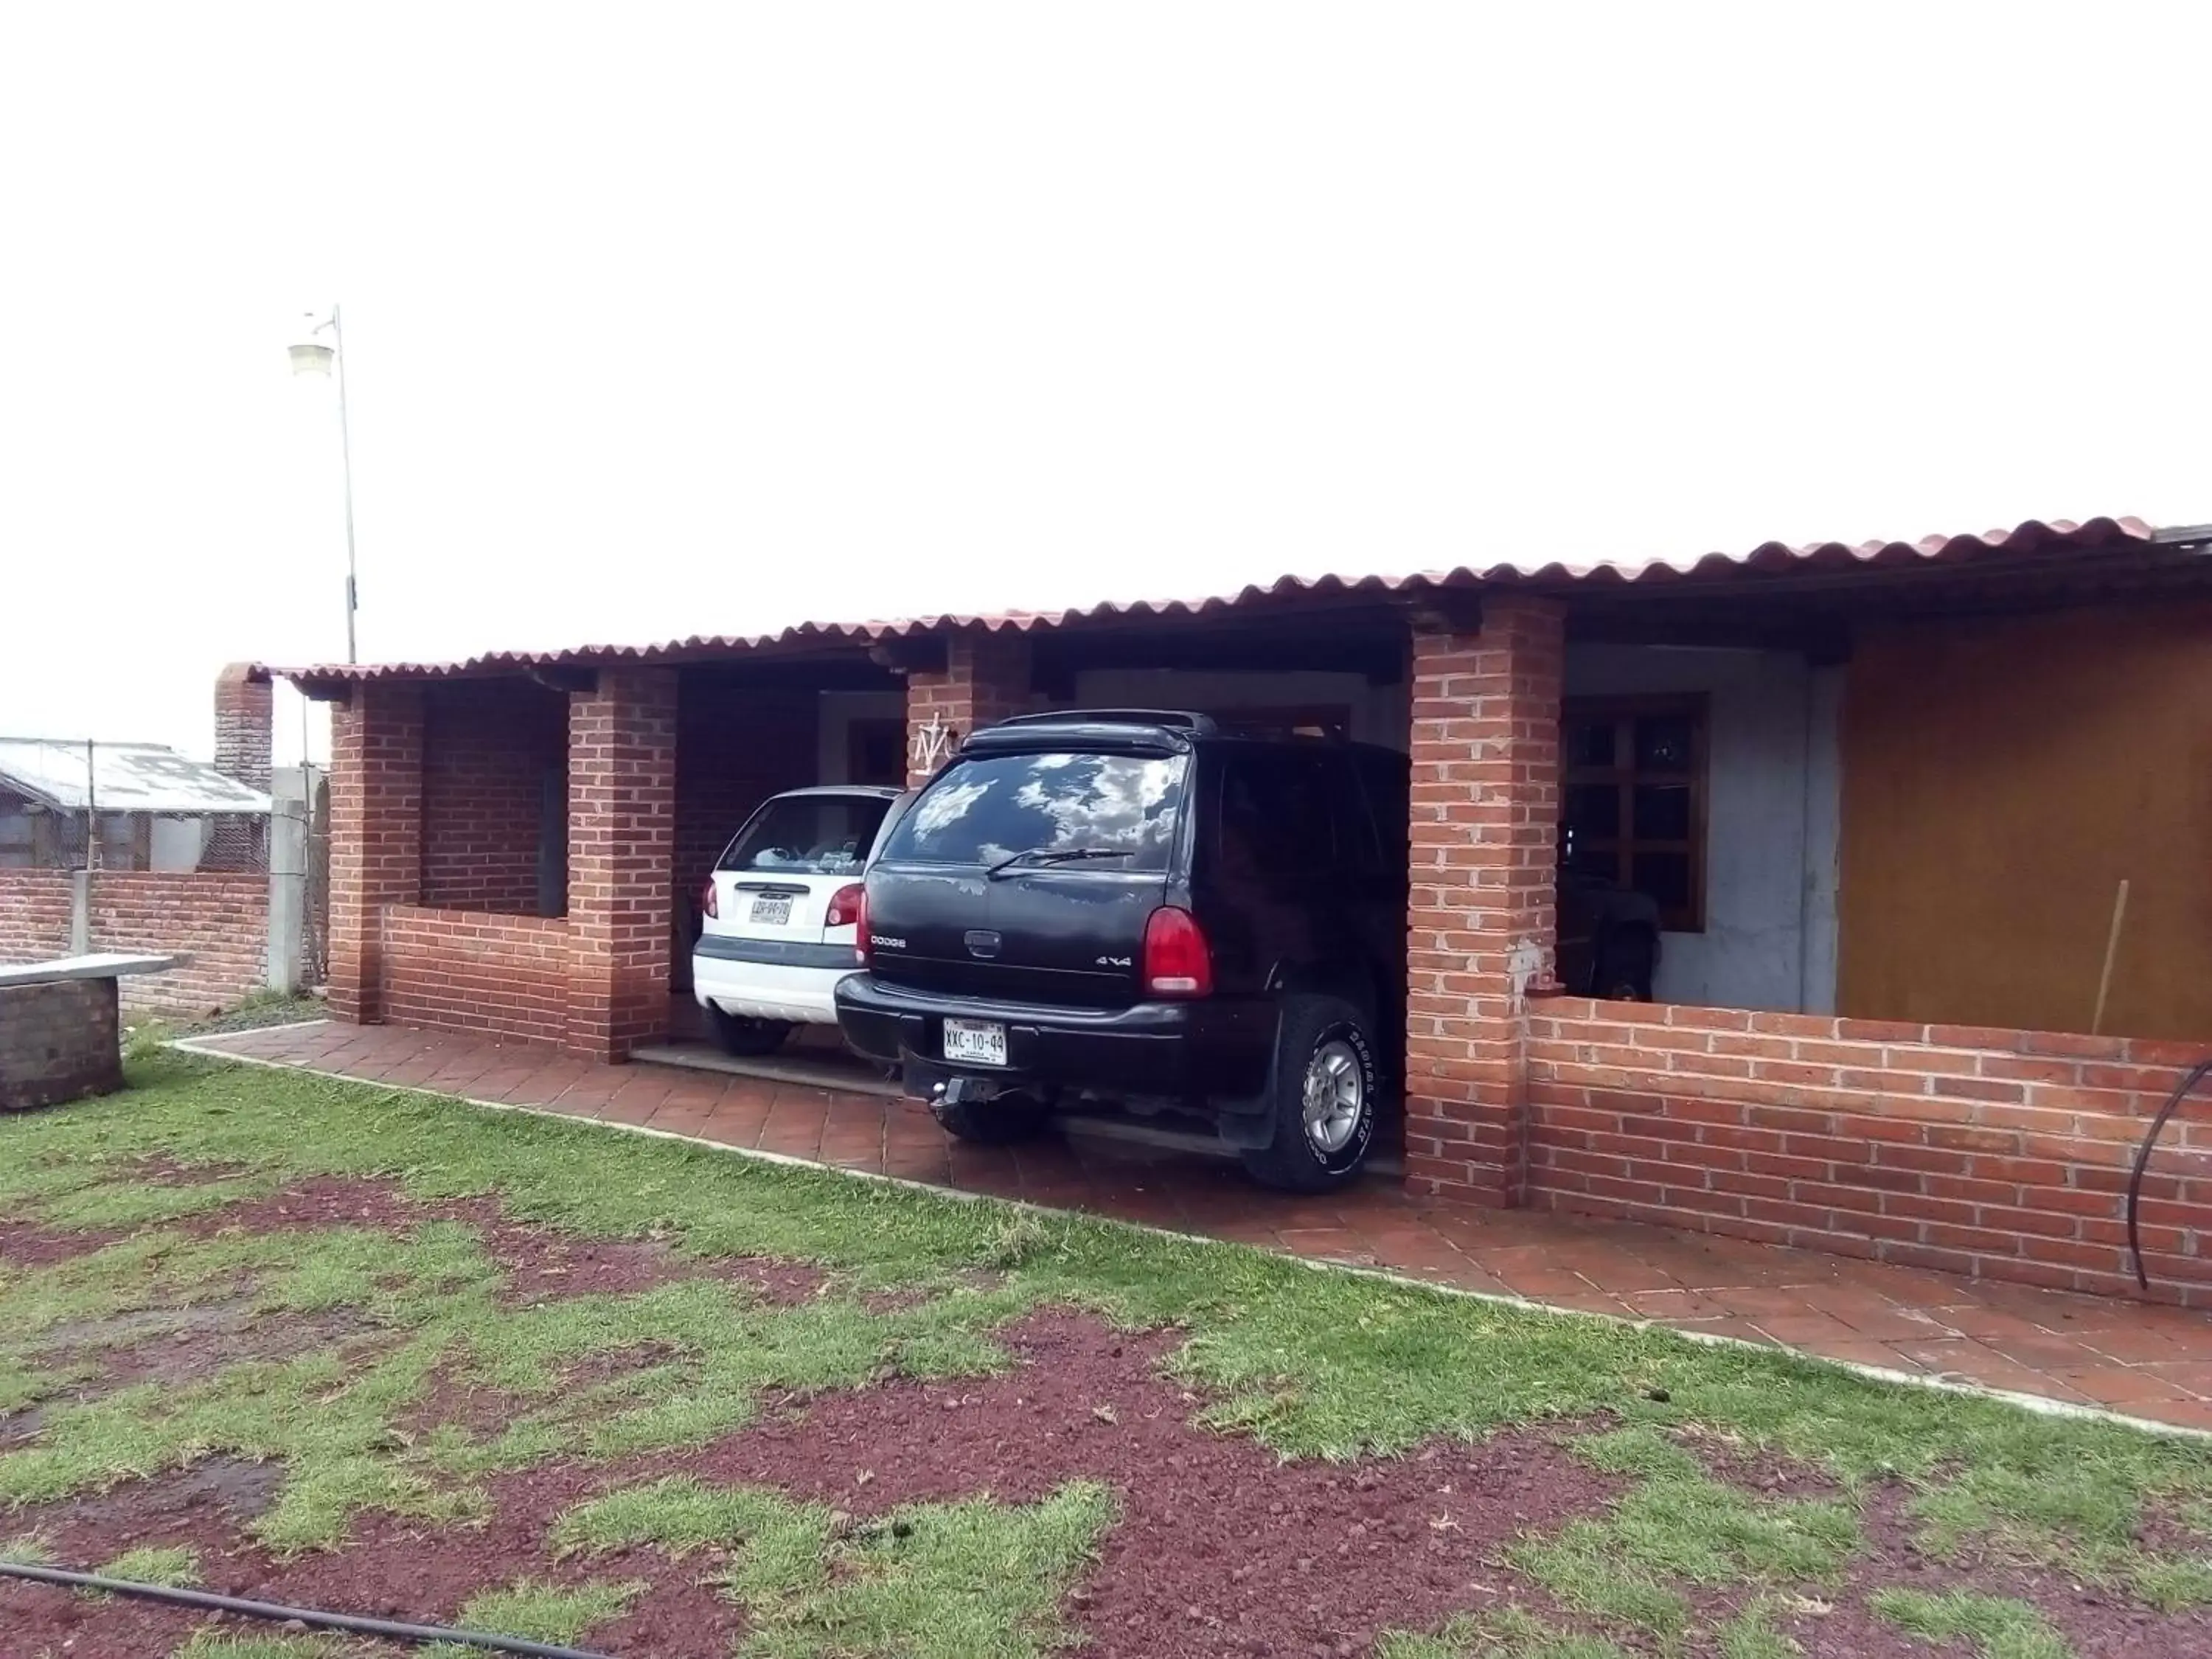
[0,978,121,1110]
[1525,997,2212,1304]
[213,663,274,793]
[567,669,678,1060]
[905,632,1032,787]
[1402,597,1565,1209]
[421,679,568,914]
[329,681,425,1025]
[90,872,268,1015]
[0,871,74,965]
[383,904,569,1042]
[0,869,267,1015]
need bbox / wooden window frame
[1560,693,1709,933]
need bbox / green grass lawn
[3,1050,2211,1658]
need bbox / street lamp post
[288,307,361,664]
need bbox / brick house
[279,514,2212,1302]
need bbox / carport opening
[670,657,906,997]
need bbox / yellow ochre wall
[1837,599,2212,1043]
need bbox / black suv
[834,711,1408,1191]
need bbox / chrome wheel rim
[1301,1039,1365,1155]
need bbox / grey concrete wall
[1564,644,1840,1014]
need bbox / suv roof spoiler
[962,709,1217,757]
[990,709,1218,734]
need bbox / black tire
[1594,926,1658,1002]
[939,1092,1050,1145]
[1239,994,1380,1193]
[706,1008,795,1057]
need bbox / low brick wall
[1522,998,2212,1304]
[383,904,571,1044]
[0,870,74,964]
[89,872,268,1015]
[0,978,122,1110]
[0,869,270,1017]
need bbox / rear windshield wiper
[986,846,1135,880]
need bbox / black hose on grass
[0,1561,612,1658]
[2126,1056,2212,1293]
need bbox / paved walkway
[187,1019,2212,1433]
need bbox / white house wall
[1564,645,1840,1014]
[150,817,210,871]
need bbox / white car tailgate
[706,869,852,945]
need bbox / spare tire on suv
[835,710,1407,1192]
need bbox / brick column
[905,632,1032,786]
[1402,595,1565,1207]
[327,681,424,1024]
[213,664,274,791]
[568,668,677,1060]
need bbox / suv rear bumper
[834,974,1274,1102]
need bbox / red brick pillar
[1402,595,1565,1207]
[905,632,1032,787]
[568,668,677,1061]
[327,681,423,1024]
[213,664,274,791]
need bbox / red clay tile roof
[275,514,2156,683]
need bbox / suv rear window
[718,794,892,876]
[880,751,1186,871]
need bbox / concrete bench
[0,953,187,1111]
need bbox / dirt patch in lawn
[684,1306,1623,1658]
[0,1217,129,1268]
[7,1275,2209,1658]
[1,1307,1617,1659]
[173,1174,826,1306]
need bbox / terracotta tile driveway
[187,1019,2212,1435]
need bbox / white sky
[2,4,2205,765]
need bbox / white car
[693,785,910,1055]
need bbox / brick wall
[905,632,1032,787]
[90,872,268,1015]
[328,681,425,1024]
[1,979,121,1110]
[213,663,274,792]
[1524,997,2212,1304]
[568,669,677,1060]
[421,680,568,914]
[0,871,74,964]
[204,662,274,871]
[1402,597,1565,1207]
[0,868,268,1015]
[672,681,820,984]
[383,904,570,1044]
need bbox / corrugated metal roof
[0,740,271,815]
[276,514,2157,683]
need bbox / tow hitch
[928,1075,1002,1127]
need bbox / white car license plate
[748,894,793,926]
[942,1019,1007,1066]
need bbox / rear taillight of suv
[850,886,871,967]
[824,883,863,929]
[1142,905,1212,998]
[700,877,718,920]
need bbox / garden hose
[2126,1056,2212,1293]
[0,1560,612,1658]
